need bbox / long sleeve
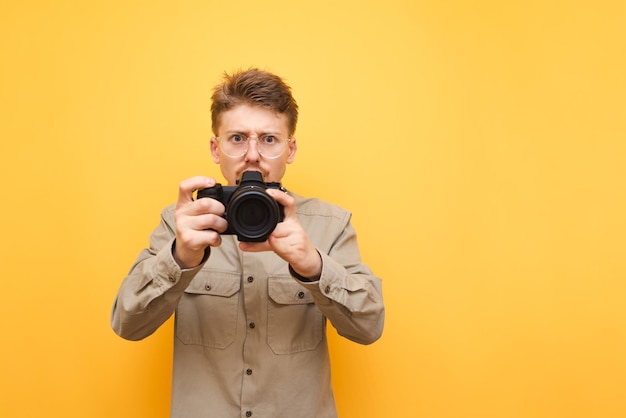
[110,205,206,341]
[293,218,385,345]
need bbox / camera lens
[237,199,268,226]
[227,188,281,242]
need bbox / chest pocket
[176,270,241,349]
[267,275,325,355]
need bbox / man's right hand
[173,176,228,268]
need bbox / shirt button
[246,412,252,417]
[246,369,252,375]
[247,276,254,283]
[324,285,331,294]
[249,322,255,329]
[297,291,305,299]
[205,284,211,291]
[168,275,176,282]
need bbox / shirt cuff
[288,264,321,283]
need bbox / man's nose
[245,138,261,160]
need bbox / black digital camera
[196,171,285,242]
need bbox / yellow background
[1,1,625,417]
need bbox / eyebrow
[224,130,283,136]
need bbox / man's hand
[173,176,228,268]
[239,189,322,279]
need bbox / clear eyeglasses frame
[216,133,293,159]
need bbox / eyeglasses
[216,133,292,159]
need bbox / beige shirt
[111,193,385,418]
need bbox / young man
[111,68,385,418]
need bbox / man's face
[210,104,297,185]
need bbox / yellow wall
[1,1,625,417]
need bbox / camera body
[196,171,285,242]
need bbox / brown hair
[211,68,299,136]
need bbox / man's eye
[262,135,277,145]
[230,134,246,143]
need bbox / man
[111,68,385,418]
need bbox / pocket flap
[268,275,314,305]
[184,270,241,297]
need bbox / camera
[196,171,285,242]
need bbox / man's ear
[287,138,297,164]
[210,137,220,163]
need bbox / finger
[192,195,226,217]
[239,241,272,252]
[177,176,216,206]
[266,188,296,218]
[181,212,228,233]
[175,199,226,234]
[175,228,222,261]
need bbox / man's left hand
[238,188,322,279]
